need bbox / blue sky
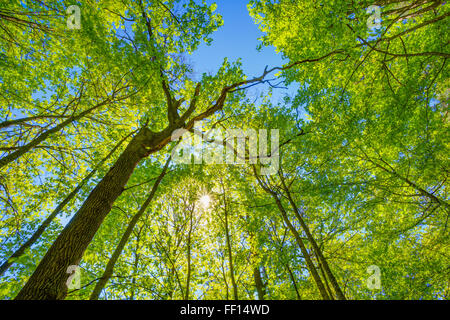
[189,0,284,76]
[188,0,295,104]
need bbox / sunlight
[199,194,211,209]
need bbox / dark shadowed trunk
[0,131,132,277]
[89,156,170,300]
[253,266,266,300]
[15,127,163,300]
[286,264,301,300]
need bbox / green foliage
[0,0,448,300]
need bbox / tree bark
[89,156,170,300]
[253,266,266,300]
[271,193,331,300]
[0,131,132,276]
[279,173,346,300]
[286,264,301,300]
[221,182,239,300]
[15,127,157,300]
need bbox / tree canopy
[0,0,448,300]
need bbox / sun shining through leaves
[199,194,212,210]
[0,0,447,302]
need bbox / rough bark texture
[0,132,131,277]
[89,156,170,300]
[15,128,152,300]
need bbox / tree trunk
[271,194,331,300]
[89,156,170,300]
[253,266,266,300]
[316,254,335,300]
[286,264,301,300]
[252,166,331,300]
[0,131,132,277]
[184,205,194,300]
[369,158,450,212]
[15,128,153,300]
[279,174,346,300]
[129,234,140,300]
[222,184,239,300]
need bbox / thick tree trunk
[89,156,170,300]
[15,128,153,300]
[0,132,132,277]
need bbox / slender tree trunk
[252,165,331,300]
[279,175,346,300]
[369,158,450,212]
[316,254,335,300]
[89,156,170,300]
[167,266,176,299]
[0,100,110,169]
[222,259,229,300]
[15,128,156,300]
[0,131,132,277]
[253,266,266,300]
[129,234,140,300]
[272,194,331,300]
[286,264,301,300]
[184,206,194,300]
[222,184,238,300]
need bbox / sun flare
[199,194,212,209]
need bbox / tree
[1,0,448,301]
